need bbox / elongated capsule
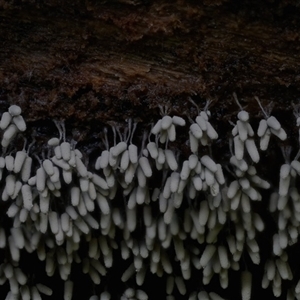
[189,132,199,153]
[128,144,138,164]
[125,163,136,184]
[139,157,152,177]
[147,142,158,159]
[161,115,172,130]
[49,211,59,234]
[100,291,111,300]
[201,110,210,120]
[10,180,21,200]
[13,151,27,174]
[137,186,149,205]
[136,166,146,188]
[20,156,32,182]
[175,276,186,296]
[98,150,109,169]
[180,160,190,180]
[96,193,110,215]
[121,263,135,283]
[75,156,88,177]
[159,130,168,144]
[11,227,25,249]
[270,127,287,141]
[196,115,207,131]
[257,119,268,137]
[234,135,244,160]
[12,115,26,132]
[64,280,73,300]
[71,186,80,206]
[0,112,12,130]
[267,116,281,131]
[6,174,16,197]
[2,124,18,147]
[112,141,127,157]
[192,176,203,191]
[260,128,271,151]
[237,120,248,142]
[39,191,50,213]
[67,150,76,167]
[62,169,72,184]
[5,155,14,171]
[22,184,33,210]
[279,176,290,197]
[30,286,42,300]
[48,137,60,147]
[156,148,165,165]
[206,122,218,140]
[66,206,78,220]
[280,164,291,179]
[151,119,162,135]
[170,172,180,193]
[36,284,53,296]
[172,116,186,126]
[227,180,240,199]
[36,167,46,192]
[163,177,172,199]
[241,271,252,300]
[120,149,130,171]
[167,124,176,141]
[218,245,229,269]
[60,212,70,233]
[197,291,210,300]
[200,245,216,268]
[199,200,209,226]
[200,155,218,173]
[20,285,31,300]
[74,217,89,234]
[215,164,225,185]
[204,168,215,186]
[79,177,89,192]
[86,183,96,202]
[165,149,178,171]
[245,139,260,163]
[190,123,203,139]
[42,159,54,176]
[60,142,71,161]
[232,124,238,136]
[92,174,108,190]
[51,157,71,171]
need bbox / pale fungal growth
[231,93,259,163]
[0,105,26,148]
[1,102,300,299]
[188,101,218,153]
[151,106,185,144]
[255,96,287,150]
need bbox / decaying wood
[0,0,299,129]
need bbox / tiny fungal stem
[254,96,268,118]
[233,92,243,111]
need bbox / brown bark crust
[0,0,299,129]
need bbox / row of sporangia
[1,97,300,300]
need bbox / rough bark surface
[1,0,299,126]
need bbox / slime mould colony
[0,97,300,300]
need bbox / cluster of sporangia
[1,98,300,300]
